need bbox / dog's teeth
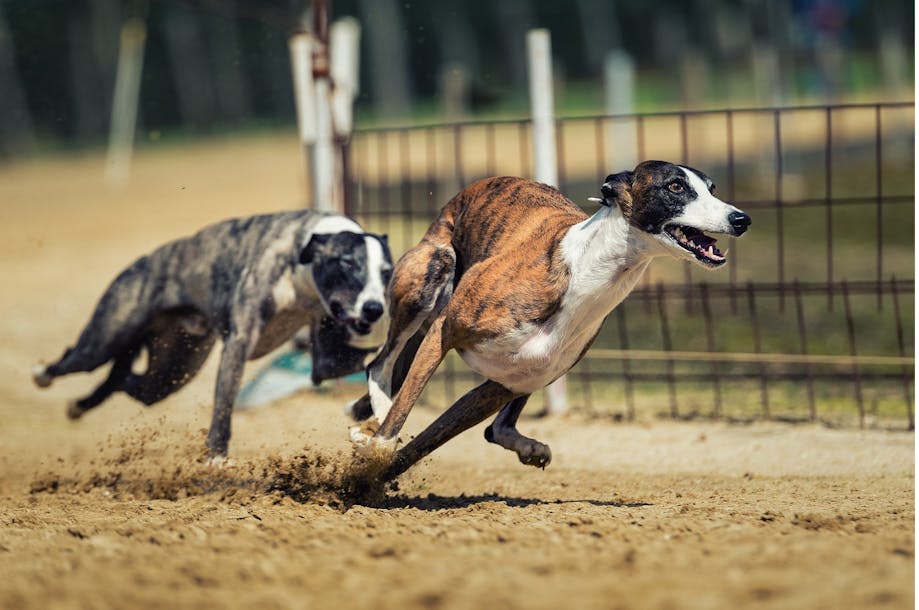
[722,248,729,257]
[707,245,715,257]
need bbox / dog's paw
[351,430,399,463]
[348,418,380,445]
[205,454,235,468]
[32,364,52,389]
[65,401,84,420]
[515,439,552,469]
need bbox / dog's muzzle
[331,299,385,335]
[728,211,751,236]
[352,300,385,335]
[361,300,384,323]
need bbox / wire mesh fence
[345,102,915,429]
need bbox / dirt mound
[27,422,399,509]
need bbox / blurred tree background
[0,0,913,156]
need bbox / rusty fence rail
[346,102,915,429]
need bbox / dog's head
[600,160,751,268]
[299,230,393,340]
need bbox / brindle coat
[33,211,392,457]
[352,161,750,480]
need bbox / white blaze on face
[356,236,387,309]
[310,214,363,235]
[348,235,390,348]
[670,166,742,234]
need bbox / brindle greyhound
[33,212,393,458]
[348,160,751,479]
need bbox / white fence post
[330,17,361,214]
[527,29,557,186]
[603,49,637,170]
[290,16,358,214]
[104,18,146,188]
[312,74,340,212]
[289,31,318,204]
[330,17,360,138]
[527,28,567,416]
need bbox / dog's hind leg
[382,381,519,480]
[124,328,216,406]
[66,345,141,419]
[34,257,153,388]
[35,340,119,388]
[483,396,552,468]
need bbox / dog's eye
[381,267,393,284]
[668,182,684,193]
[339,258,355,271]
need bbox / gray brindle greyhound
[33,212,393,458]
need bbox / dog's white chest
[460,317,604,393]
[460,215,653,394]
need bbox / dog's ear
[299,233,331,265]
[600,171,634,210]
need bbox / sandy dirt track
[0,141,914,610]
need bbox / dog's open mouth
[331,302,373,336]
[349,319,373,336]
[664,225,726,266]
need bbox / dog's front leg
[357,317,450,454]
[207,335,250,459]
[382,380,518,480]
[484,396,552,468]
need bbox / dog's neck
[497,205,657,379]
[561,204,661,291]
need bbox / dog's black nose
[728,211,751,235]
[361,300,384,323]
